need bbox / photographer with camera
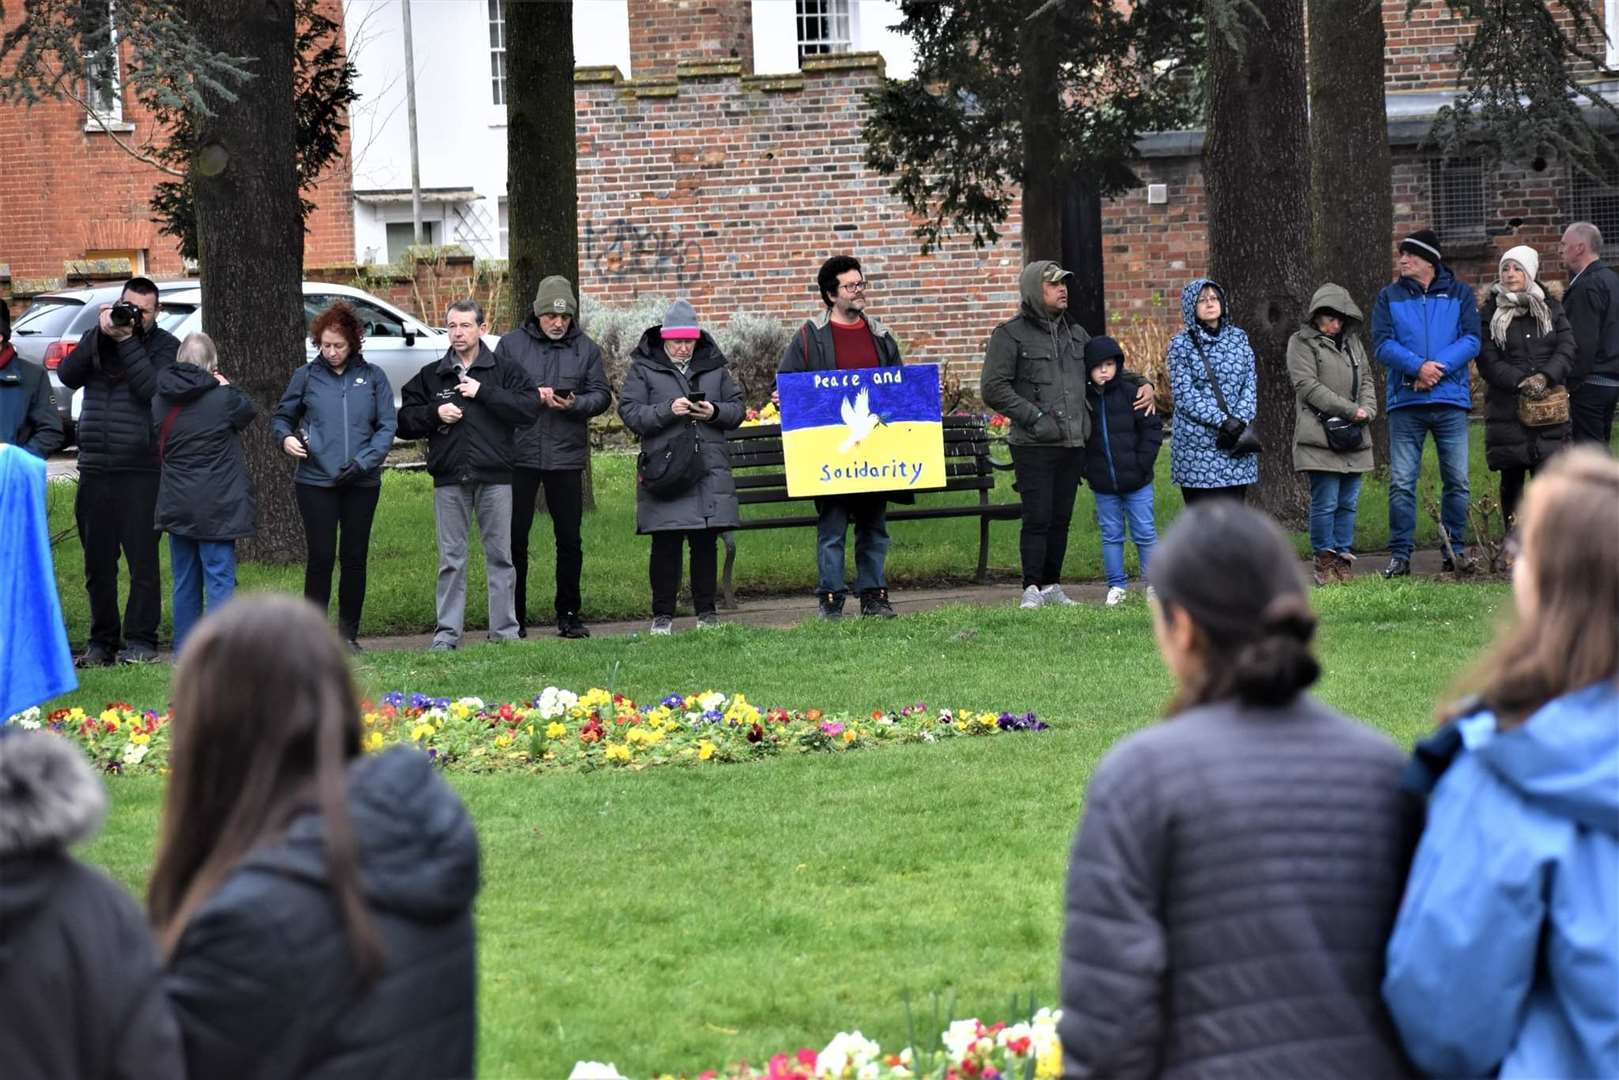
[0,302,65,458]
[57,276,179,665]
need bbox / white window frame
[796,0,852,62]
[489,0,507,107]
[1607,0,1619,70]
[82,2,127,130]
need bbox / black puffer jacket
[57,325,179,472]
[497,316,611,471]
[1477,294,1576,470]
[396,343,543,487]
[0,731,186,1080]
[152,363,259,540]
[1060,697,1419,1080]
[1083,373,1163,494]
[164,747,480,1080]
[1562,258,1619,385]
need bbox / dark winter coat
[0,347,65,457]
[618,327,745,533]
[57,324,179,472]
[981,260,1095,447]
[777,308,904,372]
[396,342,542,487]
[1083,372,1162,494]
[497,315,611,471]
[1060,696,1419,1080]
[1287,284,1379,474]
[164,747,480,1080]
[271,356,397,488]
[151,363,259,541]
[1562,258,1619,385]
[1166,278,1260,489]
[0,731,186,1080]
[1477,293,1576,470]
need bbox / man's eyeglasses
[839,281,868,293]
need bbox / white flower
[8,707,42,730]
[121,742,149,765]
[455,696,485,709]
[697,690,726,712]
[817,1030,881,1077]
[942,1019,983,1061]
[1030,1008,1061,1056]
[537,687,578,719]
[564,1063,627,1080]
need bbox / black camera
[108,300,143,329]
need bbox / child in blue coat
[1083,337,1164,606]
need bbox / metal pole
[401,0,423,246]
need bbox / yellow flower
[841,729,857,745]
[130,731,150,745]
[545,721,567,739]
[409,722,436,742]
[698,740,716,761]
[605,744,632,764]
[1037,1042,1062,1078]
[495,732,514,749]
[99,710,120,732]
[362,731,385,752]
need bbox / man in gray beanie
[495,275,611,638]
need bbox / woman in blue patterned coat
[1166,278,1261,502]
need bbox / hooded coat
[1165,278,1260,489]
[0,731,186,1080]
[1287,284,1379,474]
[496,315,612,471]
[617,326,745,534]
[1476,292,1576,470]
[1384,681,1619,1080]
[980,261,1095,447]
[164,746,481,1080]
[151,362,259,540]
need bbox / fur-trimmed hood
[0,731,106,857]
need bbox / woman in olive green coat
[1287,283,1378,584]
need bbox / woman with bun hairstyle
[1058,501,1418,1079]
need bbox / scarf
[1490,281,1553,347]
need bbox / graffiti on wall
[583,219,706,286]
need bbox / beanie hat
[1499,244,1541,283]
[1083,335,1124,371]
[1399,229,1444,268]
[661,299,701,340]
[532,276,578,320]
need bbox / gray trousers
[433,482,518,646]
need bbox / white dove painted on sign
[839,388,881,453]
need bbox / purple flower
[662,693,686,709]
[408,692,434,710]
[384,692,407,708]
[820,721,845,736]
[702,709,724,724]
[996,711,1048,732]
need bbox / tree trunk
[188,0,307,563]
[1019,3,1061,264]
[1204,0,1313,524]
[506,0,591,508]
[1308,0,1393,470]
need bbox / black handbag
[637,420,705,498]
[1312,354,1366,453]
[1191,335,1263,456]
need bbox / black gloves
[333,461,364,486]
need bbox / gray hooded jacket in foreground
[1059,697,1419,1079]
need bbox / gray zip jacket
[272,357,398,488]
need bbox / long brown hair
[147,595,385,980]
[1455,447,1619,727]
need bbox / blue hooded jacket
[1371,266,1480,411]
[0,444,76,719]
[1165,278,1259,489]
[1383,681,1619,1079]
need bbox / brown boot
[1331,552,1355,583]
[1312,551,1336,586]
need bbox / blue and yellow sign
[777,364,946,497]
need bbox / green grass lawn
[63,580,1508,1077]
[47,423,1509,643]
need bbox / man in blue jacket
[1371,229,1480,577]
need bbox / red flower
[1006,1035,1031,1055]
[498,704,516,723]
[747,722,764,743]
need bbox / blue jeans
[170,536,237,653]
[1306,471,1363,555]
[1095,483,1157,589]
[1388,405,1470,559]
[814,495,889,596]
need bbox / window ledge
[84,118,135,134]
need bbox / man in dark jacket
[0,302,65,457]
[496,275,611,639]
[0,729,186,1079]
[1559,221,1619,448]
[982,261,1153,609]
[397,299,540,649]
[56,276,179,665]
[777,256,904,619]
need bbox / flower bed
[5,690,1047,777]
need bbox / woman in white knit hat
[1476,244,1576,528]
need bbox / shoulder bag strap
[1189,332,1235,422]
[158,404,185,463]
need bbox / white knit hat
[1499,244,1540,283]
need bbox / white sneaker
[1019,584,1045,609]
[1105,586,1128,607]
[649,616,673,636]
[1041,583,1079,606]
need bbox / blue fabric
[1384,682,1619,1079]
[1371,267,1480,411]
[1306,470,1363,554]
[0,444,76,717]
[1166,279,1260,489]
[169,535,236,654]
[1387,405,1469,558]
[1095,482,1157,588]
[815,495,889,596]
[271,359,397,488]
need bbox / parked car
[11,281,197,447]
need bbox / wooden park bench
[716,415,1021,607]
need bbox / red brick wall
[1382,0,1473,91]
[571,55,1022,379]
[0,1,353,292]
[627,0,754,79]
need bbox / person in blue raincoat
[1165,277,1260,503]
[1383,445,1619,1080]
